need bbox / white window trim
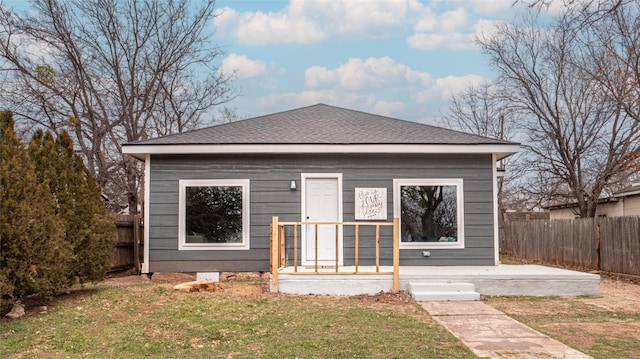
[393,178,465,249]
[178,179,250,250]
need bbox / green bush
[0,111,115,314]
[29,130,115,284]
[0,111,70,313]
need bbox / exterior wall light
[290,180,297,190]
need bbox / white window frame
[178,179,250,250]
[393,178,465,249]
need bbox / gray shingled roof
[125,103,516,146]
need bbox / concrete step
[409,281,480,302]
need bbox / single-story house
[545,183,640,219]
[122,104,520,283]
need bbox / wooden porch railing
[270,216,400,293]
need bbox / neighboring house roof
[544,185,640,211]
[544,197,619,211]
[123,103,520,160]
[614,183,640,197]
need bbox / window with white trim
[179,179,250,250]
[394,179,464,249]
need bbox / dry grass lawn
[1,272,475,359]
[3,269,640,358]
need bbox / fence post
[392,217,400,293]
[279,225,285,267]
[335,224,339,273]
[595,222,601,271]
[133,214,141,274]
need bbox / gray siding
[147,154,495,272]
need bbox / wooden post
[392,217,400,293]
[355,224,359,273]
[279,225,285,267]
[335,224,339,272]
[294,224,298,272]
[595,223,601,271]
[269,222,273,270]
[271,216,279,292]
[133,214,141,274]
[315,224,319,272]
[375,224,380,272]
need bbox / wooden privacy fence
[270,216,400,293]
[111,214,144,273]
[500,217,640,276]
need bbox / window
[179,179,250,250]
[393,179,464,249]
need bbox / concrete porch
[273,264,600,299]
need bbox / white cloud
[305,66,337,88]
[244,71,490,125]
[215,0,426,45]
[305,57,431,90]
[440,8,469,31]
[408,14,510,50]
[406,1,531,50]
[215,6,325,45]
[546,0,573,15]
[220,54,266,79]
[258,56,490,122]
[214,7,239,33]
[407,32,475,50]
[295,0,425,39]
[413,74,486,103]
[473,18,507,43]
[239,11,325,45]
[257,90,372,113]
[464,0,514,15]
[408,6,478,49]
[373,101,405,117]
[413,8,439,32]
[216,0,543,51]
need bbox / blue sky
[214,0,560,124]
[2,0,560,125]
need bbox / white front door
[302,174,343,266]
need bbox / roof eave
[122,143,520,161]
[614,189,640,197]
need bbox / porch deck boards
[274,264,600,297]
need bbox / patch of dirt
[484,297,580,316]
[103,273,153,287]
[581,277,640,312]
[173,281,226,292]
[538,322,640,348]
[357,290,415,305]
[149,272,197,282]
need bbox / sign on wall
[355,188,387,220]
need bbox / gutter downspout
[142,154,150,274]
[492,153,500,265]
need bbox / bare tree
[478,11,640,217]
[521,0,640,121]
[575,1,640,122]
[444,81,521,218]
[518,0,628,15]
[445,82,515,140]
[0,0,235,212]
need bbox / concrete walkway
[421,301,593,359]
